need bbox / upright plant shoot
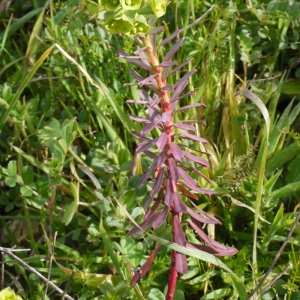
[118,30,238,298]
[90,0,238,298]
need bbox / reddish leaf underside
[130,244,162,287]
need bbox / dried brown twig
[0,245,74,300]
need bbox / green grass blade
[99,218,125,281]
[266,142,300,175]
[97,80,141,134]
[0,8,43,40]
[241,88,270,283]
[0,44,56,131]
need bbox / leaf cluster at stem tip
[85,0,169,35]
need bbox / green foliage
[0,0,299,299]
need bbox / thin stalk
[166,249,178,300]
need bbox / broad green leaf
[21,166,34,185]
[85,0,102,18]
[286,154,300,183]
[264,169,282,195]
[104,17,133,34]
[261,204,284,252]
[61,118,77,148]
[120,0,142,10]
[0,287,23,300]
[62,181,79,225]
[7,160,17,178]
[54,242,80,260]
[99,218,125,280]
[266,142,300,175]
[148,288,165,300]
[20,186,33,197]
[268,100,300,156]
[150,0,167,18]
[282,80,300,94]
[102,0,121,11]
[200,288,232,300]
[266,181,300,206]
[120,236,143,267]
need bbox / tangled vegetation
[0,0,300,299]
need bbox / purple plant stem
[166,243,178,300]
[143,35,179,299]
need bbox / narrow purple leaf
[129,69,158,93]
[118,50,152,72]
[149,97,161,108]
[161,38,185,62]
[187,243,238,256]
[162,67,169,81]
[176,252,188,274]
[129,68,144,82]
[173,123,196,131]
[145,190,163,216]
[132,36,144,48]
[131,131,151,142]
[161,111,172,122]
[138,90,153,103]
[161,84,174,90]
[128,115,150,123]
[170,91,195,103]
[173,192,187,213]
[183,151,210,167]
[168,158,180,183]
[177,131,208,144]
[157,150,167,167]
[156,132,168,150]
[188,200,221,224]
[173,214,187,246]
[136,138,158,154]
[168,58,194,77]
[158,61,178,68]
[138,156,159,187]
[177,167,215,194]
[141,119,160,135]
[133,47,148,55]
[130,244,162,287]
[150,167,165,199]
[175,103,206,113]
[177,166,198,188]
[153,206,169,230]
[170,80,188,103]
[185,221,237,256]
[169,142,184,162]
[165,178,175,206]
[150,32,157,53]
[144,150,158,160]
[174,70,197,88]
[176,120,206,124]
[158,29,183,48]
[126,100,148,105]
[186,207,220,224]
[127,211,160,236]
[138,74,157,86]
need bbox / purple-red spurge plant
[119,29,238,299]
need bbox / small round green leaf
[21,166,34,185]
[20,186,33,197]
[7,160,17,178]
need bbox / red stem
[166,211,178,300]
[166,249,178,300]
